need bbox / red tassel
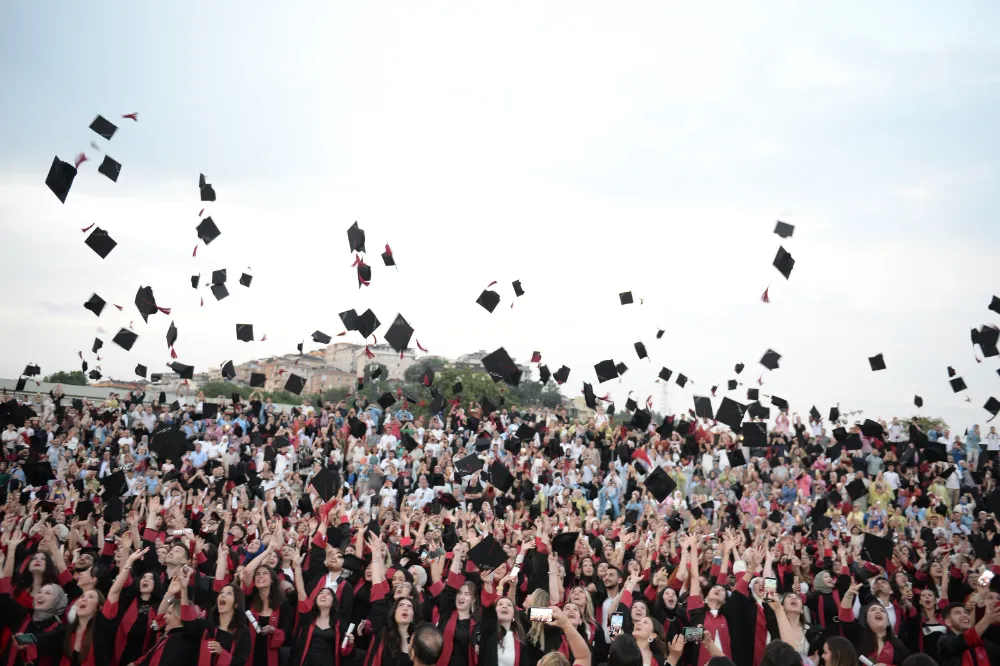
[193,245,198,257]
[81,222,95,232]
[399,352,404,359]
[761,285,770,303]
[96,356,102,362]
[384,243,393,256]
[261,334,267,342]
[121,112,139,121]
[156,306,171,314]
[351,254,362,268]
[646,396,653,409]
[364,347,375,359]
[337,331,346,336]
[200,297,204,307]
[757,375,764,386]
[170,347,177,359]
[198,208,204,217]
[416,339,428,352]
[74,153,88,168]
[114,304,123,311]
[277,369,286,376]
[531,352,541,363]
[597,393,610,401]
[486,280,497,288]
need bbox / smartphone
[979,570,995,587]
[14,634,36,646]
[683,626,704,643]
[529,607,553,623]
[615,542,623,551]
[764,578,777,602]
[509,565,521,579]
[609,612,624,637]
[712,556,722,566]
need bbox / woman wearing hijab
[0,560,68,666]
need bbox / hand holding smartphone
[764,577,777,602]
[683,626,704,642]
[529,607,553,623]
[609,612,624,637]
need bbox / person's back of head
[608,635,643,666]
[759,640,802,666]
[901,654,937,666]
[410,622,443,666]
[823,636,858,666]
[707,658,737,666]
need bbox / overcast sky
[2,2,1000,432]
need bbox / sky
[2,2,1000,433]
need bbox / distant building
[324,343,418,380]
[570,396,595,420]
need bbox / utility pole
[660,382,670,418]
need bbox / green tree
[389,367,565,418]
[404,357,448,384]
[43,370,88,385]
[199,381,305,406]
[361,362,390,382]
[910,416,948,432]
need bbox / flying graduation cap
[90,115,118,140]
[284,374,306,395]
[868,353,886,371]
[166,321,178,351]
[384,314,414,353]
[84,227,117,259]
[236,324,254,342]
[239,273,253,287]
[212,269,227,285]
[481,347,521,386]
[312,331,332,344]
[84,293,106,317]
[774,221,794,238]
[199,173,216,202]
[196,217,221,245]
[634,342,648,360]
[476,286,500,313]
[355,309,381,339]
[45,156,78,203]
[773,246,795,279]
[512,280,524,297]
[693,396,714,419]
[594,360,618,384]
[112,328,138,351]
[553,366,570,384]
[221,361,236,380]
[347,221,366,253]
[381,244,395,267]
[760,349,782,371]
[619,291,633,305]
[97,155,121,182]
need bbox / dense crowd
[0,384,998,666]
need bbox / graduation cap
[100,469,129,498]
[644,466,676,502]
[311,331,332,345]
[727,449,747,467]
[913,395,924,409]
[338,309,358,331]
[88,369,102,381]
[369,365,383,380]
[760,349,782,371]
[830,406,840,421]
[734,362,745,374]
[84,227,117,259]
[75,500,95,520]
[377,392,396,410]
[21,462,56,487]
[112,328,138,351]
[512,280,524,297]
[551,532,580,558]
[476,288,500,313]
[624,396,638,412]
[348,417,367,439]
[97,155,121,182]
[984,396,1000,422]
[134,286,162,323]
[845,433,863,451]
[976,325,1000,357]
[190,274,200,290]
[658,367,673,382]
[713,397,745,431]
[342,554,366,574]
[384,314,414,353]
[693,396,714,419]
[92,338,104,354]
[284,374,305,395]
[250,372,265,387]
[45,156,78,203]
[199,173,216,202]
[616,362,628,376]
[553,365,570,384]
[347,221,366,253]
[273,497,292,518]
[401,432,419,452]
[480,396,498,416]
[583,383,597,410]
[868,353,886,372]
[747,388,759,401]
[196,217,221,245]
[768,510,783,523]
[630,408,652,431]
[356,262,371,287]
[773,246,795,279]
[212,269,227,285]
[742,422,767,448]
[810,406,821,421]
[747,401,770,420]
[490,462,513,493]
[437,492,460,510]
[594,360,618,384]
[22,364,40,378]
[90,115,118,140]
[455,454,484,477]
[355,309,381,339]
[774,221,794,238]
[619,291,633,305]
[846,478,867,503]
[452,381,463,394]
[771,395,789,410]
[310,467,337,501]
[634,342,648,360]
[482,347,521,386]
[239,273,252,287]
[202,403,219,419]
[14,378,27,392]
[537,365,551,384]
[468,534,507,570]
[860,533,893,568]
[135,364,147,378]
[726,379,737,391]
[675,373,688,388]
[950,376,967,393]
[211,283,229,301]
[170,362,194,380]
[860,419,884,439]
[236,324,254,343]
[826,443,843,461]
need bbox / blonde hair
[538,653,570,666]
[570,586,596,624]
[524,589,550,650]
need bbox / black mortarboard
[211,283,229,301]
[860,533,893,567]
[768,510,782,523]
[355,309,381,339]
[112,328,138,351]
[537,365,551,384]
[868,353,886,372]
[370,365,383,380]
[239,273,252,287]
[480,396,497,416]
[348,417,367,439]
[236,324,254,343]
[90,115,117,140]
[284,374,305,395]
[716,397,747,431]
[727,380,737,391]
[635,342,648,360]
[135,364,147,378]
[381,246,395,267]
[385,314,414,353]
[429,394,445,413]
[774,221,794,238]
[22,462,56,487]
[482,347,521,386]
[196,217,221,245]
[199,173,216,202]
[812,515,832,533]
[658,367,673,382]
[913,395,924,409]
[734,362,745,374]
[771,395,788,410]
[476,289,500,313]
[100,469,129,497]
[490,462,513,493]
[83,294,107,317]
[675,373,688,387]
[594,360,618,384]
[250,372,265,387]
[748,401,770,420]
[630,408,652,431]
[468,534,507,570]
[727,449,747,467]
[202,403,219,419]
[23,364,39,377]
[830,406,840,421]
[163,322,178,352]
[312,331,332,344]
[970,535,994,561]
[437,492,460,510]
[826,443,842,461]
[310,467,337,501]
[88,369,102,380]
[84,227,117,259]
[976,325,1000,357]
[339,309,358,331]
[551,532,580,558]
[356,262,371,287]
[616,362,629,375]
[452,381,463,394]
[97,155,121,182]
[455,454,484,477]
[212,269,227,284]
[693,396,714,419]
[170,362,194,379]
[377,392,396,410]
[76,500,94,520]
[984,397,1000,422]
[401,432,419,452]
[553,365,570,384]
[950,376,967,392]
[583,382,597,409]
[860,419,884,439]
[512,280,524,297]
[134,286,160,322]
[747,388,759,401]
[846,478,867,502]
[742,422,767,447]
[342,554,365,573]
[347,221,366,253]
[990,296,1000,316]
[810,406,821,421]
[625,397,638,412]
[190,274,200,290]
[760,349,782,371]
[92,338,103,354]
[845,433,864,451]
[773,246,795,279]
[644,466,676,502]
[619,291,633,305]
[273,497,291,518]
[45,156,78,203]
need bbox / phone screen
[509,565,521,579]
[609,612,624,637]
[529,607,553,623]
[979,570,995,587]
[684,626,704,642]
[764,578,777,601]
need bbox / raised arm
[108,548,148,604]
[551,606,591,666]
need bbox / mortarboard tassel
[114,304,123,311]
[399,351,404,359]
[193,245,198,257]
[96,355,102,362]
[646,395,653,409]
[758,375,764,385]
[364,346,375,359]
[416,339,428,352]
[975,353,982,363]
[486,280,497,288]
[598,393,610,401]
[351,253,363,267]
[761,285,770,303]
[261,334,267,341]
[81,222,95,233]
[74,153,88,168]
[200,297,204,307]
[198,208,204,217]
[121,112,139,121]
[277,369,286,376]
[337,331,346,336]
[170,347,177,359]
[711,386,718,396]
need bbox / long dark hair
[211,583,248,633]
[298,586,339,629]
[62,590,106,657]
[382,597,415,656]
[14,552,59,595]
[248,566,286,612]
[855,603,907,659]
